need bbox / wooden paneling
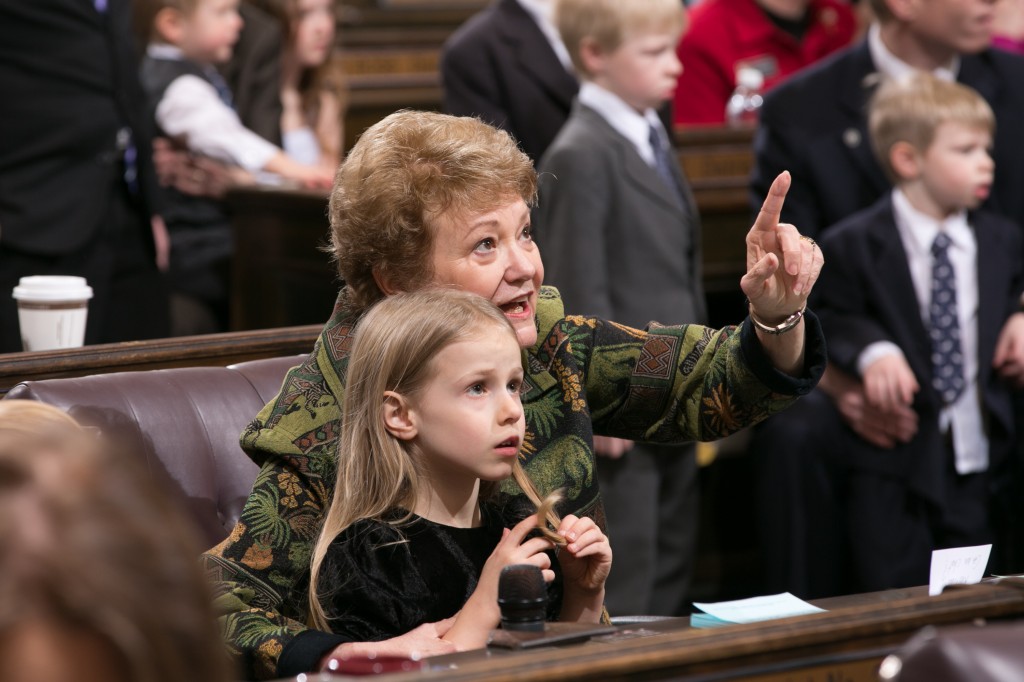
[676,125,755,297]
[339,0,482,41]
[336,0,474,148]
[226,185,339,331]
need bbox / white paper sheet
[692,592,825,627]
[929,544,991,596]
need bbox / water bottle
[725,66,765,127]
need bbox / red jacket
[674,0,855,125]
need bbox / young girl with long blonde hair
[249,0,346,169]
[308,289,612,650]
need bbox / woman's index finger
[752,170,791,233]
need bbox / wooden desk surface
[276,580,1024,682]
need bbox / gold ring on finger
[800,235,817,249]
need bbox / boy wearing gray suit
[536,0,703,617]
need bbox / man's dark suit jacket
[815,195,1023,507]
[440,0,578,164]
[752,41,1024,237]
[0,0,159,256]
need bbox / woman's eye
[520,225,533,241]
[468,383,485,395]
[474,238,496,252]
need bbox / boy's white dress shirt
[867,22,960,82]
[147,44,278,173]
[577,81,671,167]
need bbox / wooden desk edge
[0,325,322,395]
[312,582,1024,682]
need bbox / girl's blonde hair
[308,289,559,630]
[0,401,231,682]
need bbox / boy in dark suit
[816,73,1024,590]
[748,0,1024,597]
[535,0,703,617]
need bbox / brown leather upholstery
[881,621,1024,682]
[5,355,304,549]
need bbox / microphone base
[487,621,617,649]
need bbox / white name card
[928,544,992,596]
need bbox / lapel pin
[862,72,882,89]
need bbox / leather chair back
[880,620,1024,682]
[5,355,304,548]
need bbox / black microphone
[497,564,547,632]
[489,564,617,649]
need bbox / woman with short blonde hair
[206,109,826,678]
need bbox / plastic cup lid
[12,275,94,301]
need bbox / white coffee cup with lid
[12,276,93,352]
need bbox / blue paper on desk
[691,592,825,628]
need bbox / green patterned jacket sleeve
[202,333,348,679]
[532,287,823,444]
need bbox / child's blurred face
[292,0,335,68]
[179,0,243,64]
[407,327,526,487]
[589,27,684,113]
[914,122,994,216]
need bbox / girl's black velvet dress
[318,500,562,642]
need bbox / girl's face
[404,327,526,488]
[292,0,335,68]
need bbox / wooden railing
[0,325,321,396]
